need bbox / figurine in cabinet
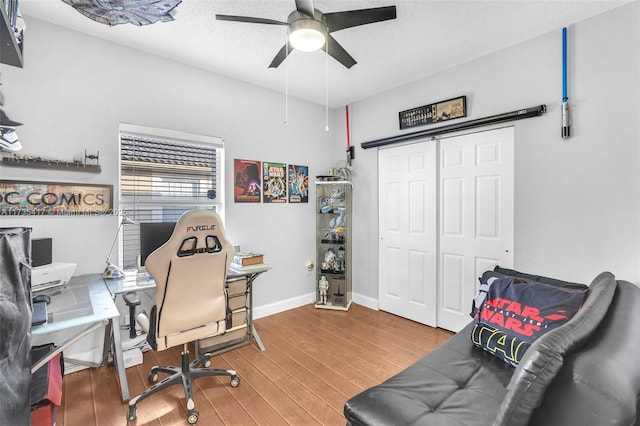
[329,208,347,229]
[318,276,329,304]
[323,248,337,271]
[337,246,346,271]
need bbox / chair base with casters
[127,210,242,424]
[127,343,240,424]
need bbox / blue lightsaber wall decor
[562,27,571,139]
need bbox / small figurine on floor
[318,276,329,304]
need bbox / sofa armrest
[528,280,640,425]
[495,272,617,426]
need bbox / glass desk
[105,266,269,348]
[104,265,269,399]
[31,274,129,401]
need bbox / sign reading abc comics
[0,180,113,216]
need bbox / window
[118,124,225,269]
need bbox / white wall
[3,3,638,316]
[349,2,640,302]
[0,17,346,313]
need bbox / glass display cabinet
[315,178,352,310]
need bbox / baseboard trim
[253,291,379,319]
[352,293,379,311]
[253,292,315,319]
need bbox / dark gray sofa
[344,272,640,425]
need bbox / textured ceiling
[18,0,632,107]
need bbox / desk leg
[251,324,265,351]
[110,317,130,401]
[246,272,266,352]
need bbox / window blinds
[119,132,222,269]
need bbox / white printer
[32,262,76,292]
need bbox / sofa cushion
[494,271,617,426]
[528,280,640,425]
[344,324,515,426]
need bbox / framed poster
[262,162,287,203]
[234,159,261,203]
[288,164,309,203]
[0,180,113,216]
[399,95,467,130]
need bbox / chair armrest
[136,311,150,333]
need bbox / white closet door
[378,141,438,326]
[438,127,514,332]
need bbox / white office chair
[126,210,241,424]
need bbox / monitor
[139,222,176,268]
[32,238,52,267]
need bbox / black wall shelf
[2,157,101,173]
[0,4,23,68]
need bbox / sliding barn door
[438,127,514,332]
[377,127,514,332]
[378,141,438,326]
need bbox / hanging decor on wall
[234,159,309,204]
[366,104,546,150]
[399,95,467,130]
[234,159,261,203]
[0,180,113,215]
[61,0,182,26]
[263,162,287,203]
[561,27,572,139]
[288,164,309,203]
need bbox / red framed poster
[234,159,261,203]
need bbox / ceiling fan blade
[268,42,294,68]
[323,6,397,33]
[216,14,287,25]
[295,0,315,18]
[322,34,357,69]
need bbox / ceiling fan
[216,0,397,69]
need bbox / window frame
[117,123,225,269]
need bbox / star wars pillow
[471,274,587,366]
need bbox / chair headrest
[146,210,233,269]
[172,210,230,252]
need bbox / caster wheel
[230,376,240,387]
[187,409,199,424]
[203,359,211,368]
[148,372,158,383]
[127,405,137,421]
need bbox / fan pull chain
[325,37,329,131]
[284,37,289,125]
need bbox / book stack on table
[229,251,267,272]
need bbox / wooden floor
[57,303,453,426]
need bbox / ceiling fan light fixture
[289,19,326,52]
